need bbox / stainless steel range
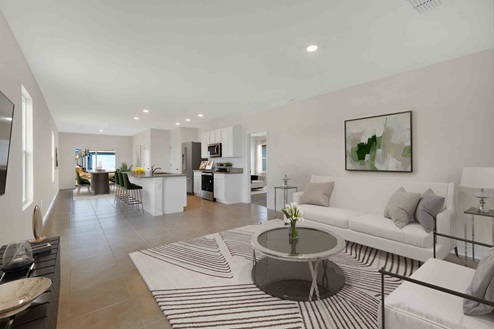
[201,171,215,201]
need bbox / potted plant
[225,162,233,173]
[119,162,133,172]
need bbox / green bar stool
[122,173,144,216]
[113,169,122,206]
[116,170,126,211]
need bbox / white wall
[200,48,494,243]
[132,128,171,172]
[132,129,151,168]
[0,12,59,245]
[59,133,133,189]
[179,127,199,143]
[149,129,170,171]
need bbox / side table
[464,207,494,263]
[274,185,298,219]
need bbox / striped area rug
[130,221,421,329]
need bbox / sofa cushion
[415,189,445,233]
[299,182,334,207]
[349,214,432,248]
[384,187,421,229]
[385,258,494,329]
[299,205,364,229]
[464,248,494,315]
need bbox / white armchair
[379,233,494,329]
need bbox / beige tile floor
[43,189,273,329]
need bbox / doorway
[248,131,267,207]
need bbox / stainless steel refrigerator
[182,142,204,194]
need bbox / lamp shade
[460,167,494,189]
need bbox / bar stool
[116,170,127,211]
[113,170,122,207]
[121,173,144,216]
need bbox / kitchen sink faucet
[151,165,161,175]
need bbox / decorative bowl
[0,277,52,316]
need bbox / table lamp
[461,167,494,213]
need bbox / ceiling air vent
[404,0,442,13]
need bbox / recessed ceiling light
[306,45,318,52]
[99,129,103,132]
[185,118,191,122]
[134,117,139,120]
[198,114,204,117]
[142,109,149,113]
[176,122,180,125]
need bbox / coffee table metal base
[252,257,345,301]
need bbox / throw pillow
[384,187,421,229]
[299,182,335,207]
[414,189,445,233]
[463,248,494,315]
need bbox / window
[88,150,116,171]
[256,141,267,173]
[21,86,33,210]
[51,131,55,182]
[76,149,116,172]
[261,144,267,172]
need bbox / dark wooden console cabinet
[0,237,61,329]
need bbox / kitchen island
[128,173,187,216]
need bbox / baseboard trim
[43,190,59,224]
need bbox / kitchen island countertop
[129,173,187,178]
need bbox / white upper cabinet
[209,129,221,144]
[201,131,209,158]
[201,125,242,158]
[221,125,242,158]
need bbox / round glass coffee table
[251,225,346,301]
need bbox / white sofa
[251,175,266,190]
[293,176,455,262]
[380,258,494,329]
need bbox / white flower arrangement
[282,203,304,224]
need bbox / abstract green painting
[345,111,412,172]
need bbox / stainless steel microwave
[208,143,222,158]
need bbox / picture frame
[345,111,412,172]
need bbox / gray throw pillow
[299,182,334,207]
[384,187,421,229]
[414,189,445,233]
[463,248,494,315]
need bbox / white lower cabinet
[193,171,202,196]
[214,173,242,204]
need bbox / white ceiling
[0,0,492,136]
